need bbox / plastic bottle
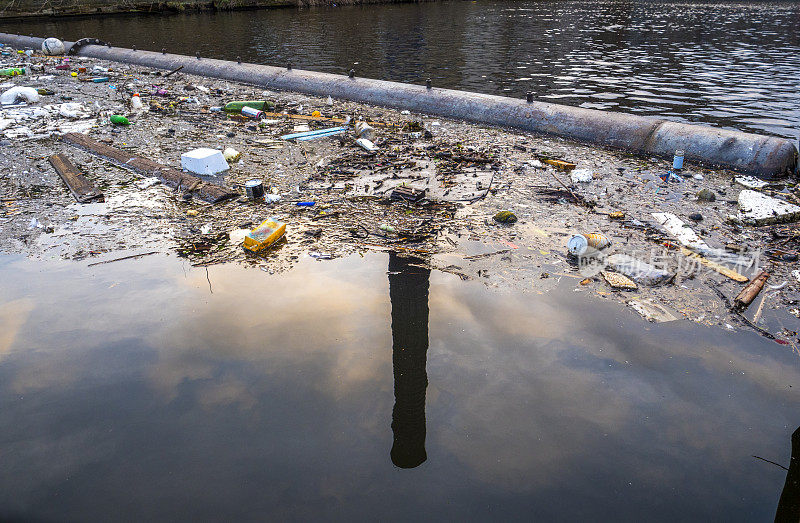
[223,100,274,113]
[130,93,144,111]
[0,67,25,76]
[110,115,131,126]
[672,149,684,170]
[567,233,612,256]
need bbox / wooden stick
[163,65,184,78]
[678,246,748,282]
[87,251,159,267]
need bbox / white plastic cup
[355,121,375,140]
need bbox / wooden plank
[60,133,237,204]
[678,246,749,282]
[48,154,104,203]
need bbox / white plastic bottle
[130,93,144,112]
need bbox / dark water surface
[11,0,800,140]
[1,252,799,520]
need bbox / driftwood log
[61,133,237,204]
[734,271,770,310]
[48,153,104,203]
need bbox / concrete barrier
[1,32,796,178]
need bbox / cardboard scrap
[601,271,637,290]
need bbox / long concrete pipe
[1,32,797,178]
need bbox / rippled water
[1,252,799,520]
[13,0,800,139]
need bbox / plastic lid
[567,234,588,256]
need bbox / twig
[87,251,159,266]
[752,455,789,471]
[705,281,776,339]
[549,170,588,210]
[464,249,511,260]
[163,65,184,78]
[751,291,771,325]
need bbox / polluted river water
[2,0,800,519]
[0,251,799,520]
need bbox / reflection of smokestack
[388,252,430,469]
[777,426,800,522]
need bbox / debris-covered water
[12,0,800,140]
[1,35,800,520]
[0,251,799,521]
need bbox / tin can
[245,179,265,201]
[567,233,612,256]
[672,149,684,170]
[242,106,265,120]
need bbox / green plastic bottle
[110,115,131,126]
[0,68,25,77]
[223,100,274,113]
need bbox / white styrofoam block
[181,148,229,175]
[736,189,800,225]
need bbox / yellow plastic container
[243,217,286,252]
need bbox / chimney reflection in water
[388,252,430,469]
[777,426,800,522]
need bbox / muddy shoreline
[2,47,800,343]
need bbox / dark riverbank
[0,0,435,20]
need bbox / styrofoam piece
[58,102,90,118]
[652,212,711,254]
[734,176,769,189]
[355,138,379,152]
[606,253,672,286]
[180,148,229,175]
[736,189,800,225]
[570,168,593,183]
[628,298,678,322]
